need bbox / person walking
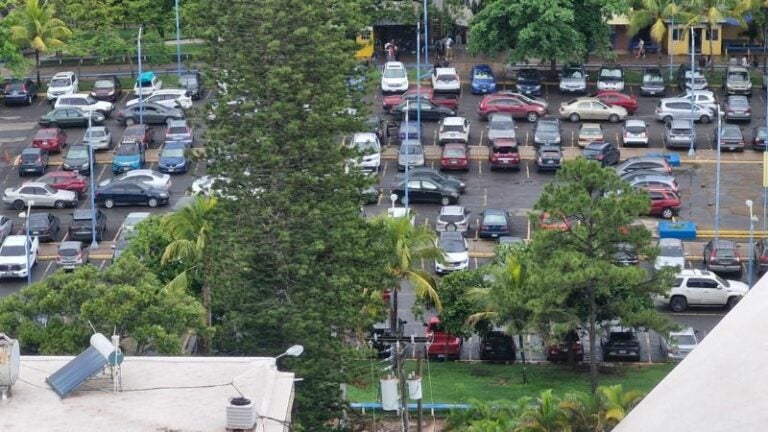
[444,36,454,61]
[636,39,645,59]
[741,55,749,68]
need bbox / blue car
[158,142,189,174]
[470,64,497,95]
[112,141,145,174]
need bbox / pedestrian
[741,55,749,68]
[706,55,712,67]
[444,35,454,61]
[434,38,444,62]
[698,55,706,69]
[636,39,645,59]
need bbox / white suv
[438,116,470,144]
[126,89,192,109]
[46,71,79,102]
[55,93,114,116]
[431,67,460,94]
[381,62,409,94]
[0,235,38,278]
[348,132,381,172]
[660,269,747,312]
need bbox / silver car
[0,215,13,244]
[2,182,78,210]
[559,65,587,94]
[436,205,470,234]
[57,241,89,270]
[487,113,516,144]
[655,97,713,123]
[397,140,425,171]
[82,126,112,150]
[663,119,695,149]
[660,327,698,361]
[628,175,679,193]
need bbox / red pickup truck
[425,317,462,360]
[383,88,459,112]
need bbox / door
[122,184,146,205]
[700,278,727,305]
[683,278,705,304]
[142,105,161,123]
[406,180,422,202]
[419,180,442,203]
[506,99,525,118]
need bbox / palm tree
[628,0,687,63]
[161,196,217,349]
[377,215,442,332]
[515,390,570,432]
[6,0,72,85]
[598,384,645,427]
[683,0,750,69]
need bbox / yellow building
[667,24,723,56]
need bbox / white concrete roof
[1,356,295,432]
[615,273,768,431]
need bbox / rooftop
[1,356,295,432]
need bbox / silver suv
[664,119,695,149]
[724,65,752,95]
[655,98,713,124]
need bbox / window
[421,181,438,191]
[674,278,684,287]
[672,29,682,41]
[706,29,719,41]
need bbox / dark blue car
[3,79,37,106]
[470,64,496,95]
[158,142,189,174]
[478,209,512,238]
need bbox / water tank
[0,333,20,387]
[226,396,256,430]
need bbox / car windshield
[93,80,114,89]
[537,123,558,133]
[168,126,188,135]
[721,128,741,139]
[0,245,25,257]
[21,153,39,162]
[162,147,185,158]
[758,127,768,139]
[493,145,517,154]
[518,71,539,81]
[610,332,635,341]
[50,78,70,87]
[490,119,514,130]
[671,128,691,135]
[441,238,466,253]
[400,145,423,155]
[660,245,683,256]
[6,82,25,91]
[442,125,464,133]
[583,147,602,156]
[28,215,49,228]
[671,335,696,346]
[383,68,405,79]
[180,75,198,85]
[729,99,749,109]
[715,274,731,287]
[35,129,57,139]
[542,150,560,158]
[354,139,378,151]
[581,126,602,135]
[58,246,81,256]
[85,129,105,138]
[116,143,139,155]
[436,74,456,82]
[600,69,622,79]
[444,148,465,158]
[473,70,492,79]
[728,71,749,81]
[714,246,736,258]
[643,73,663,83]
[440,213,464,222]
[564,69,584,79]
[625,125,646,134]
[67,148,89,159]
[483,214,507,224]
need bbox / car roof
[384,61,404,69]
[151,88,188,95]
[73,209,95,219]
[439,231,464,241]
[483,208,507,215]
[661,97,695,104]
[625,119,647,127]
[435,67,456,74]
[580,123,602,130]
[585,142,608,149]
[727,95,749,102]
[21,147,42,154]
[539,144,561,151]
[138,71,157,81]
[442,116,466,125]
[440,205,465,215]
[678,268,715,277]
[659,238,683,247]
[727,65,749,73]
[443,143,466,150]
[488,112,513,120]
[570,97,602,104]
[2,235,28,246]
[52,72,75,78]
[18,182,48,189]
[492,138,517,147]
[59,240,83,250]
[167,119,188,127]
[669,327,696,337]
[537,118,559,125]
[669,119,692,128]
[472,64,492,71]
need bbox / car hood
[114,155,141,163]
[655,256,685,270]
[726,280,749,295]
[64,156,89,165]
[473,77,495,85]
[0,255,27,265]
[488,130,516,140]
[443,251,469,262]
[83,135,108,143]
[561,77,586,85]
[160,156,186,165]
[536,131,561,140]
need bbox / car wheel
[125,118,135,126]
[662,116,673,124]
[53,200,65,209]
[661,207,674,219]
[569,113,580,123]
[440,196,451,206]
[526,111,539,122]
[609,114,619,123]
[148,198,159,208]
[104,198,115,209]
[700,115,711,124]
[726,296,740,310]
[13,200,25,211]
[669,295,687,312]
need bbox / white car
[660,327,699,361]
[134,72,163,96]
[83,126,113,150]
[655,238,686,270]
[438,117,470,144]
[46,71,79,102]
[622,119,649,147]
[349,132,381,172]
[381,61,409,94]
[435,231,469,274]
[660,269,747,312]
[99,169,172,191]
[0,235,38,278]
[54,93,114,116]
[120,212,151,233]
[126,89,193,110]
[680,90,719,112]
[2,182,78,210]
[431,67,461,94]
[435,205,470,234]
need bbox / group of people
[728,54,760,69]
[381,35,456,63]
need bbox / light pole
[714,104,722,241]
[746,200,758,288]
[18,200,34,286]
[423,0,429,70]
[87,114,97,249]
[764,78,768,231]
[669,7,675,81]
[175,0,182,77]
[688,25,696,157]
[137,25,144,125]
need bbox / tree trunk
[588,283,598,394]
[517,333,528,384]
[199,284,212,354]
[35,50,41,87]
[708,25,715,72]
[550,58,556,73]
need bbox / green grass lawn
[347,361,675,403]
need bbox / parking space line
[424,217,429,227]
[381,160,388,177]
[483,188,487,207]
[38,98,46,106]
[430,160,435,169]
[121,92,131,103]
[526,218,531,240]
[43,260,55,278]
[99,260,108,270]
[477,160,482,175]
[571,130,575,148]
[433,129,437,146]
[96,164,108,182]
[525,130,529,146]
[473,257,478,269]
[376,192,383,206]
[616,132,620,148]
[525,162,530,179]
[474,218,480,240]
[479,130,484,146]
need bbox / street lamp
[274,344,304,361]
[137,25,144,125]
[175,0,182,77]
[86,114,98,249]
[688,25,695,157]
[669,3,675,81]
[18,200,34,286]
[747,200,758,289]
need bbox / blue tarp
[137,71,156,84]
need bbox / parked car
[164,119,194,146]
[533,118,562,146]
[489,139,520,171]
[597,65,625,91]
[663,119,695,149]
[35,171,88,197]
[112,141,145,174]
[678,64,708,91]
[99,169,172,191]
[486,113,516,144]
[2,182,78,210]
[559,97,627,123]
[754,238,768,274]
[470,64,497,94]
[646,187,681,219]
[397,140,425,171]
[431,67,461,94]
[134,71,162,97]
[536,145,563,172]
[436,205,470,234]
[559,64,587,94]
[498,236,524,246]
[546,329,584,362]
[656,238,686,271]
[0,235,38,279]
[31,128,66,153]
[438,116,470,144]
[89,75,121,101]
[615,156,672,176]
[120,212,151,233]
[538,212,573,231]
[478,208,512,238]
[582,142,620,166]
[577,123,604,148]
[25,212,59,242]
[158,142,189,174]
[593,91,638,114]
[54,93,114,117]
[3,78,37,105]
[611,242,639,266]
[126,89,193,110]
[440,143,469,171]
[628,174,679,193]
[515,68,543,96]
[640,68,666,96]
[18,147,49,177]
[480,331,516,362]
[39,108,104,128]
[382,88,459,112]
[46,71,79,103]
[477,93,547,122]
[660,327,699,361]
[348,132,381,173]
[655,98,713,124]
[178,71,204,99]
[714,124,745,151]
[601,328,641,362]
[435,231,469,274]
[121,124,154,149]
[394,167,466,193]
[116,102,184,126]
[62,145,92,175]
[622,119,649,147]
[68,208,106,242]
[620,168,674,182]
[366,115,387,141]
[83,126,113,150]
[703,239,743,276]
[381,61,409,94]
[724,95,751,122]
[397,121,422,144]
[0,216,13,244]
[390,178,459,206]
[679,90,719,112]
[95,181,170,209]
[56,241,89,270]
[425,317,462,360]
[724,65,752,95]
[662,269,746,312]
[390,99,455,121]
[752,126,768,150]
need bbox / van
[664,119,695,149]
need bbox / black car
[639,67,666,96]
[390,178,460,206]
[533,118,562,146]
[535,145,563,172]
[515,68,543,96]
[39,108,105,128]
[754,238,768,274]
[68,208,107,242]
[678,64,708,91]
[365,115,386,141]
[752,126,768,150]
[369,327,393,359]
[18,148,49,176]
[612,243,639,266]
[3,78,37,105]
[582,142,620,166]
[390,100,455,121]
[478,208,512,238]
[62,145,91,175]
[479,331,516,362]
[714,124,745,152]
[26,212,59,242]
[394,167,466,193]
[179,71,205,100]
[602,328,641,362]
[95,181,170,208]
[90,75,122,102]
[115,102,185,126]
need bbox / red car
[645,187,681,219]
[593,91,638,114]
[477,94,548,122]
[539,212,572,231]
[35,171,88,196]
[440,143,469,171]
[426,317,462,360]
[31,128,67,153]
[121,124,154,150]
[546,330,584,362]
[488,139,520,170]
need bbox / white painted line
[43,260,55,277]
[0,116,21,120]
[526,161,530,178]
[477,160,482,175]
[381,160,388,177]
[0,137,26,144]
[0,122,38,132]
[99,260,108,270]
